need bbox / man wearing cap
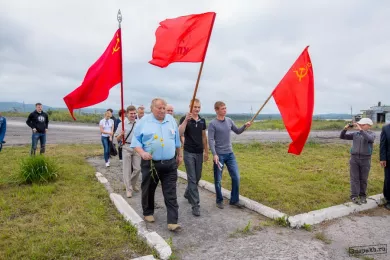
[379,121,390,210]
[340,118,375,205]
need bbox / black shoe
[1,141,5,144]
[360,197,367,204]
[351,197,361,205]
[230,202,245,209]
[385,203,390,211]
[192,207,200,217]
[216,202,224,209]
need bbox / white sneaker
[106,162,110,167]
[120,160,123,162]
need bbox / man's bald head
[166,104,174,116]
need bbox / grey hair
[150,98,167,110]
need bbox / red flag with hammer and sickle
[272,46,314,155]
[63,29,122,120]
[149,12,216,68]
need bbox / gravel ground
[90,157,390,260]
[3,118,389,259]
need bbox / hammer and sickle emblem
[112,33,120,54]
[293,63,312,82]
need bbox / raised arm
[340,125,354,140]
[360,130,375,143]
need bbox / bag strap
[124,122,136,143]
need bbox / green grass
[19,155,60,184]
[233,119,384,131]
[181,142,384,215]
[0,144,153,260]
[3,110,102,124]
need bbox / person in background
[340,118,375,205]
[100,111,114,167]
[0,111,6,152]
[130,98,183,232]
[208,101,252,209]
[107,108,116,122]
[137,106,145,120]
[166,104,174,116]
[380,122,390,210]
[178,98,208,216]
[26,103,49,155]
[115,109,125,162]
[115,105,140,198]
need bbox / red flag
[63,29,122,120]
[149,12,216,68]
[272,46,314,155]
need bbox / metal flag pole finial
[117,9,122,25]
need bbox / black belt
[152,158,175,164]
[125,142,131,144]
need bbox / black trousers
[384,163,390,202]
[141,158,179,224]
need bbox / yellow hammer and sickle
[293,62,312,82]
[112,33,120,54]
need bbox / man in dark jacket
[340,118,375,205]
[0,111,6,152]
[26,103,49,155]
[380,123,390,210]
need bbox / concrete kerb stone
[131,256,157,260]
[288,194,385,228]
[177,170,287,220]
[95,172,172,260]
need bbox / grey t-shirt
[208,117,246,155]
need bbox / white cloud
[1,0,389,114]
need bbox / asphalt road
[4,118,381,146]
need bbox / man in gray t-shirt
[208,101,252,209]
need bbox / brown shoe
[168,224,182,232]
[144,215,155,222]
[126,191,132,198]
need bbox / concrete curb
[177,170,385,227]
[131,256,157,260]
[288,194,385,228]
[177,170,287,219]
[95,172,172,260]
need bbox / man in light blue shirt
[131,98,183,232]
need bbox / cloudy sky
[1,0,389,114]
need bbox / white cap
[357,118,373,126]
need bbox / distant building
[361,101,390,124]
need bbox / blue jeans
[101,136,110,163]
[213,152,240,204]
[31,132,46,155]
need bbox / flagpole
[189,13,217,112]
[249,93,273,124]
[117,9,125,144]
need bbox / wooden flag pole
[189,13,217,113]
[249,92,273,124]
[117,9,126,144]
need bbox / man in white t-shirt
[99,111,114,167]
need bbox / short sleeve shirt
[99,118,114,137]
[179,116,206,154]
